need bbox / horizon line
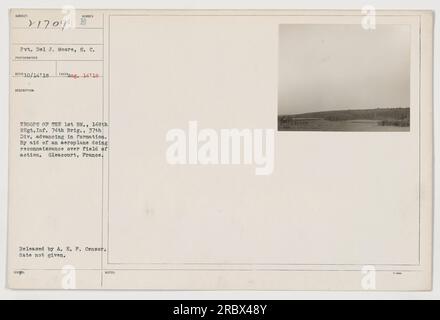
[279,106,410,116]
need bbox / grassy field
[279,108,410,132]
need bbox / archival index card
[8,9,434,290]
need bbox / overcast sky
[278,24,411,115]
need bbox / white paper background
[0,0,439,300]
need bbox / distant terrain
[279,108,410,132]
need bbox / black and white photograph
[1,1,438,302]
[278,24,411,132]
